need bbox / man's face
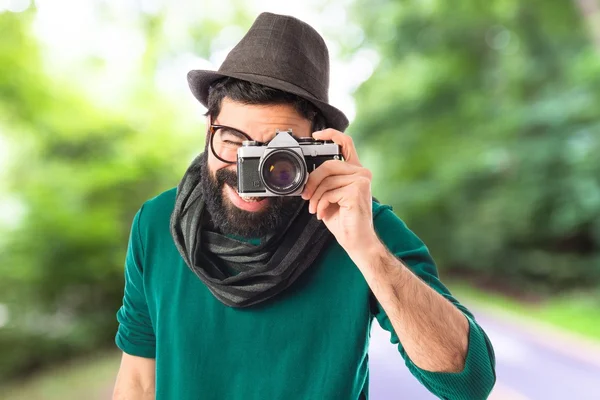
[200,97,312,237]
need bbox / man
[113,12,496,400]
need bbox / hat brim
[187,70,349,132]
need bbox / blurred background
[1,0,599,399]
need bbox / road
[368,307,600,400]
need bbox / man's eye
[219,129,245,141]
[223,140,242,145]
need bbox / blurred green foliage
[0,10,198,382]
[1,0,600,386]
[351,0,600,292]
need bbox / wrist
[346,234,388,270]
[348,237,412,289]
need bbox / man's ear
[205,115,212,148]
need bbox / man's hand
[301,129,378,252]
[301,129,471,375]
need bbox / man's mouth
[227,185,265,202]
[224,184,269,212]
[240,195,265,202]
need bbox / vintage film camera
[237,129,342,197]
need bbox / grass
[1,350,121,400]
[450,281,600,342]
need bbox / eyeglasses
[208,124,259,164]
[208,124,305,164]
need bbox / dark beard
[199,153,304,238]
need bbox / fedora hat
[187,12,349,132]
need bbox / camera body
[237,130,342,197]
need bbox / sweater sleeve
[115,205,156,358]
[371,205,496,400]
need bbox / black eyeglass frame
[208,124,261,164]
[208,124,308,164]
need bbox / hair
[205,77,327,132]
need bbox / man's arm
[303,128,495,399]
[114,206,157,398]
[350,211,496,400]
[113,353,156,400]
[352,241,469,372]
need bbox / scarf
[169,153,333,308]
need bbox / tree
[351,0,600,292]
[0,8,188,381]
[0,2,258,381]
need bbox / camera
[237,130,342,197]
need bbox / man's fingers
[315,187,345,220]
[312,129,361,166]
[308,174,357,214]
[302,160,363,200]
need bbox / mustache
[215,168,239,190]
[215,167,288,206]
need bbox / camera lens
[260,150,306,195]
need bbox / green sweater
[115,188,496,400]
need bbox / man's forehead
[215,98,311,138]
[219,97,300,116]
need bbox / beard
[199,153,305,238]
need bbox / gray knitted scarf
[169,154,333,308]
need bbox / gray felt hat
[187,12,349,132]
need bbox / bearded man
[113,12,496,400]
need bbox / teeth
[241,196,261,202]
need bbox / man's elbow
[113,352,156,400]
[113,384,155,400]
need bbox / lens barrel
[259,149,306,195]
